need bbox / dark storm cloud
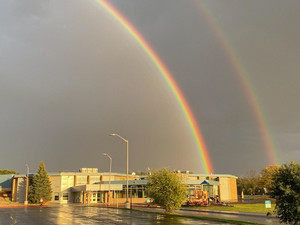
[105,0,300,172]
[0,0,200,174]
[0,0,299,175]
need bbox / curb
[0,205,48,209]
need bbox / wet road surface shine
[0,206,222,225]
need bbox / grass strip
[190,204,276,214]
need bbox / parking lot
[0,205,222,225]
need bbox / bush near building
[28,161,52,204]
[146,168,187,213]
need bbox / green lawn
[196,203,275,214]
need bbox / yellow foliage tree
[259,165,281,193]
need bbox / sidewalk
[0,201,57,208]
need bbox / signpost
[265,200,271,216]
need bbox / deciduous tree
[146,168,187,213]
[237,170,262,195]
[0,169,18,175]
[269,161,300,225]
[259,164,280,193]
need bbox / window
[138,187,143,198]
[63,193,69,200]
[54,192,59,201]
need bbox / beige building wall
[11,178,18,202]
[60,175,74,203]
[228,177,238,202]
[61,176,74,191]
[218,177,238,202]
[51,176,61,192]
[89,176,101,184]
[76,176,88,185]
[16,177,26,203]
[50,175,61,202]
[219,177,229,202]
[100,175,110,182]
[110,198,148,204]
[11,170,238,204]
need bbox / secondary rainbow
[94,0,213,174]
[196,2,279,165]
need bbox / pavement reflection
[0,206,223,225]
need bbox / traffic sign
[265,200,271,208]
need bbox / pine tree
[28,161,52,204]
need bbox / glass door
[91,192,97,203]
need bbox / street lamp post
[110,133,130,208]
[24,164,29,205]
[103,153,112,206]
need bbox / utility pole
[110,133,130,208]
[24,164,29,205]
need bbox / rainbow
[196,2,279,165]
[94,0,213,174]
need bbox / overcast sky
[1,0,299,176]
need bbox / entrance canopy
[200,180,219,186]
[72,184,122,192]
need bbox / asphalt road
[178,209,281,225]
[141,207,282,225]
[0,206,224,225]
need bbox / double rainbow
[95,0,213,174]
[196,2,279,165]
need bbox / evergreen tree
[28,161,52,204]
[146,168,187,213]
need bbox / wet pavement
[0,206,224,225]
[177,208,281,225]
[139,207,281,225]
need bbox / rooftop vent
[79,168,98,173]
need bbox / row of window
[54,192,69,201]
[54,185,215,201]
[53,190,145,202]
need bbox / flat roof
[102,179,219,186]
[188,174,238,179]
[60,172,139,177]
[102,180,149,185]
[14,173,60,178]
[0,175,14,189]
[183,179,219,186]
[13,172,237,179]
[72,184,123,192]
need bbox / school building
[1,168,238,204]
